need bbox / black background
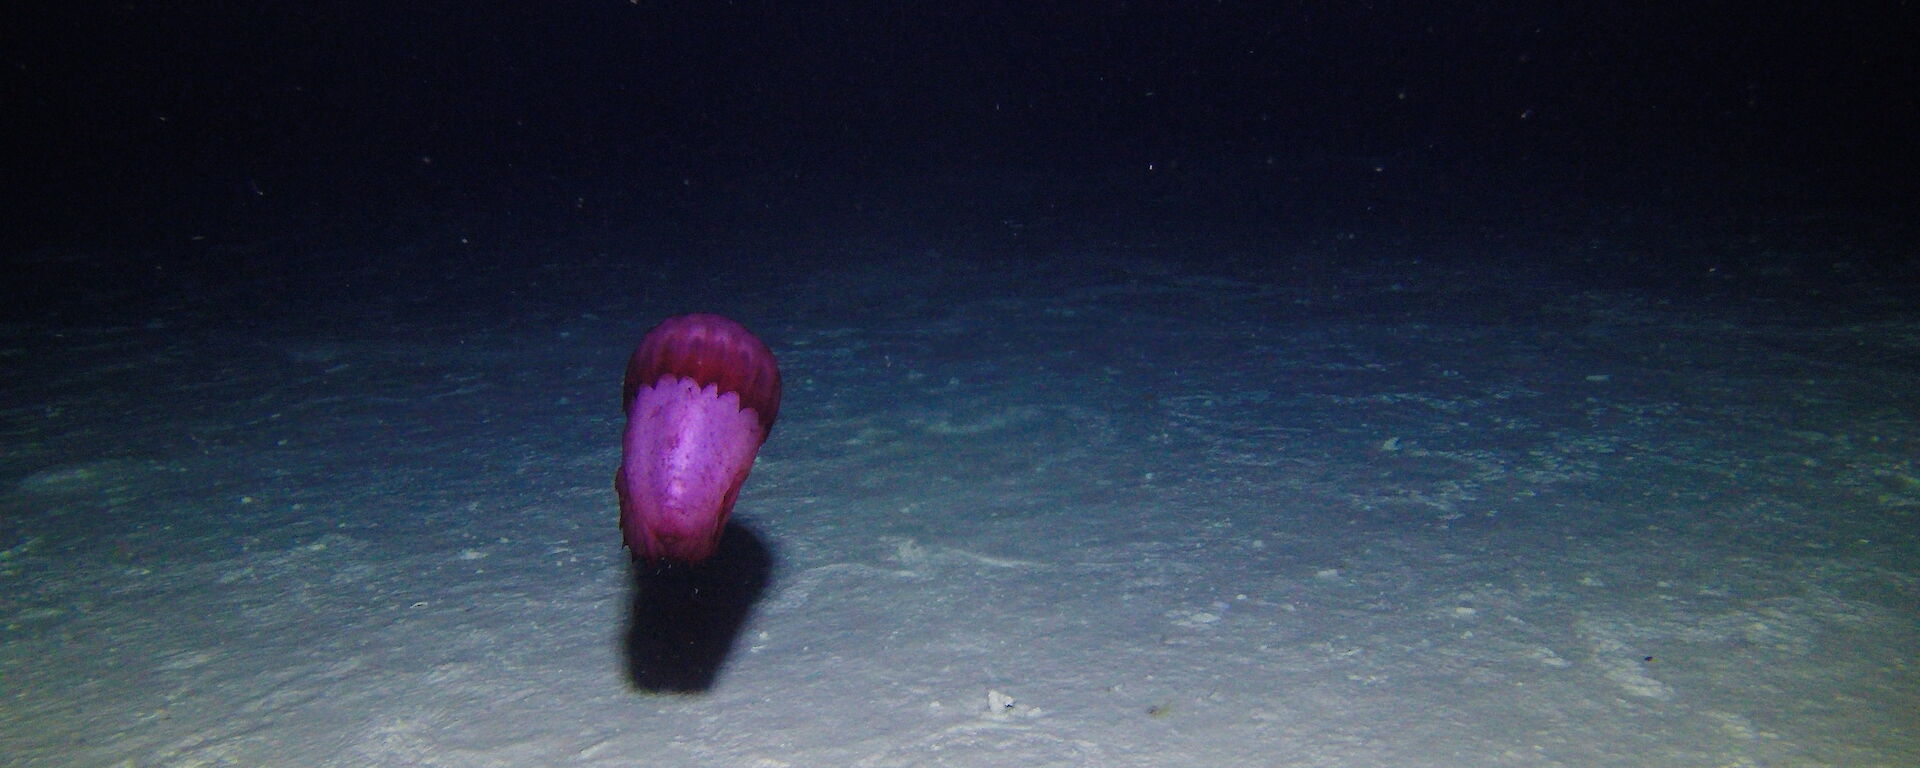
[6,2,1916,260]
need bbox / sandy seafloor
[3,164,1917,767]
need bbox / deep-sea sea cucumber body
[617,314,781,564]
